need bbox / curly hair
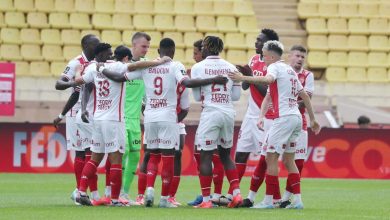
[261,28,279,41]
[94,42,112,55]
[203,36,224,55]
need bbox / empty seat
[63,46,81,60]
[112,14,133,30]
[147,48,160,60]
[147,31,163,48]
[30,61,51,77]
[238,16,258,33]
[328,51,348,67]
[307,35,328,51]
[95,0,115,13]
[1,44,22,61]
[325,67,347,82]
[225,33,246,50]
[1,28,21,44]
[359,3,378,18]
[227,49,248,65]
[306,18,327,34]
[62,29,81,45]
[50,62,68,76]
[348,35,369,51]
[245,33,257,50]
[0,0,14,12]
[175,15,196,32]
[369,18,388,35]
[92,14,113,30]
[379,3,390,19]
[347,67,367,82]
[328,34,348,51]
[196,16,216,32]
[5,12,27,28]
[163,32,185,48]
[174,0,194,15]
[133,14,155,31]
[15,61,30,76]
[348,52,368,67]
[41,29,62,45]
[184,48,195,65]
[174,48,185,61]
[194,0,214,15]
[35,0,55,13]
[42,45,64,61]
[184,32,203,48]
[233,0,255,16]
[307,51,328,68]
[338,3,359,18]
[327,18,348,34]
[154,15,176,32]
[348,18,369,35]
[318,2,338,18]
[368,52,388,67]
[75,0,94,13]
[49,13,71,28]
[134,0,154,14]
[101,30,122,46]
[154,0,175,15]
[0,13,5,28]
[297,2,318,18]
[122,30,133,46]
[217,16,238,33]
[20,28,41,44]
[81,30,101,39]
[70,13,91,29]
[54,0,74,13]
[21,44,43,61]
[14,0,35,12]
[368,35,389,51]
[367,67,388,82]
[27,12,50,28]
[214,0,234,16]
[115,0,134,14]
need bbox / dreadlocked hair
[94,42,112,55]
[203,36,224,55]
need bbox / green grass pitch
[0,174,389,220]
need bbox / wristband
[58,114,64,119]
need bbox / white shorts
[196,110,234,151]
[75,110,94,150]
[295,130,308,160]
[91,120,126,154]
[260,118,274,156]
[66,116,83,151]
[236,116,264,154]
[144,121,179,150]
[265,115,302,155]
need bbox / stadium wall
[0,123,389,179]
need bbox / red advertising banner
[0,63,15,116]
[0,123,389,179]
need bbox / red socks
[265,174,279,197]
[194,152,201,173]
[161,155,174,197]
[74,157,85,189]
[169,176,181,197]
[199,175,212,197]
[295,159,304,175]
[236,163,247,181]
[225,168,240,192]
[212,154,224,194]
[287,173,301,194]
[110,164,122,200]
[105,159,111,188]
[146,153,161,188]
[138,172,147,195]
[250,155,267,192]
[79,160,98,193]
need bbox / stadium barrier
[0,123,389,179]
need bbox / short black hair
[114,45,132,61]
[261,28,279,41]
[160,38,175,49]
[358,115,371,125]
[81,34,97,46]
[94,42,112,55]
[132,32,151,43]
[193,39,203,51]
[290,45,307,53]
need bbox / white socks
[247,190,257,202]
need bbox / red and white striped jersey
[82,61,126,122]
[297,69,314,130]
[267,60,303,118]
[61,52,90,117]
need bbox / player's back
[191,56,237,114]
[267,61,302,118]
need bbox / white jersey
[267,60,303,118]
[61,52,90,117]
[82,61,126,122]
[125,61,188,123]
[191,56,239,115]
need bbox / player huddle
[53,29,320,209]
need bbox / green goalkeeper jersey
[124,58,145,121]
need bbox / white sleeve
[180,87,190,110]
[190,64,201,79]
[266,63,278,80]
[124,69,143,81]
[232,83,241,101]
[174,62,189,84]
[296,76,304,93]
[81,65,94,84]
[61,59,80,80]
[304,72,314,96]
